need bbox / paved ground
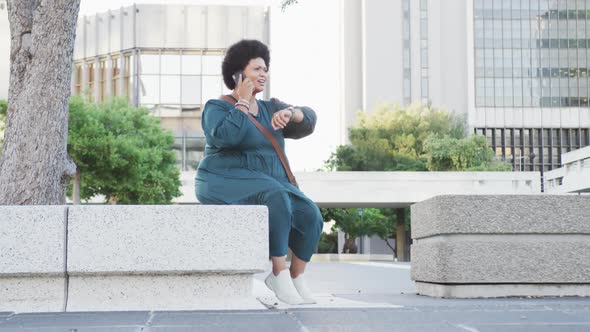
[1,261,589,331]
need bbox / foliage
[326,103,466,171]
[321,208,397,254]
[423,135,512,171]
[0,99,6,118]
[280,0,298,11]
[67,96,182,204]
[316,232,338,254]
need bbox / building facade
[71,4,269,171]
[342,0,590,180]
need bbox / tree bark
[342,236,358,254]
[73,170,80,204]
[384,238,396,259]
[0,0,80,205]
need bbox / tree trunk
[384,238,396,259]
[342,236,358,254]
[404,225,412,261]
[108,196,118,205]
[73,170,81,204]
[0,1,80,205]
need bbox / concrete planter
[411,195,590,298]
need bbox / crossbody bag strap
[219,95,299,188]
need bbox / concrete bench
[411,195,590,298]
[0,205,268,312]
[0,206,67,313]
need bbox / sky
[78,0,343,171]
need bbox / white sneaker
[292,273,317,304]
[264,269,303,305]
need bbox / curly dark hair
[222,39,270,90]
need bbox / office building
[341,0,590,176]
[70,4,268,170]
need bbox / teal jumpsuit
[195,97,323,262]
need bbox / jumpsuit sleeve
[269,97,317,140]
[201,99,250,148]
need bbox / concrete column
[117,53,125,97]
[71,63,77,95]
[105,54,113,99]
[396,208,407,262]
[81,60,89,97]
[362,235,371,254]
[337,230,345,254]
[93,57,100,103]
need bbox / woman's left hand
[271,107,293,130]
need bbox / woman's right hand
[235,73,255,100]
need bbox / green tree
[321,208,396,254]
[323,102,504,261]
[423,135,512,171]
[326,103,465,171]
[68,97,182,204]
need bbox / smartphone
[232,71,244,85]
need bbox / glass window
[421,48,429,67]
[202,55,222,75]
[182,55,202,75]
[161,54,181,75]
[139,75,159,104]
[573,129,581,148]
[476,79,485,96]
[421,19,428,40]
[181,76,201,105]
[201,76,223,105]
[403,76,412,97]
[161,76,180,104]
[403,0,410,11]
[421,78,429,97]
[403,21,410,39]
[140,54,159,75]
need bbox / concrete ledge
[411,195,590,298]
[411,236,590,283]
[0,205,269,312]
[0,206,67,312]
[67,205,269,274]
[67,274,265,311]
[416,282,590,298]
[0,277,65,313]
[65,205,268,311]
[0,206,66,275]
[411,195,590,239]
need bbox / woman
[195,39,323,305]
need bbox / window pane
[421,78,429,97]
[161,76,180,104]
[202,55,222,75]
[139,75,159,104]
[182,55,202,75]
[140,54,159,75]
[202,76,223,104]
[181,76,202,105]
[161,54,181,75]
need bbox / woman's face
[242,57,268,94]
